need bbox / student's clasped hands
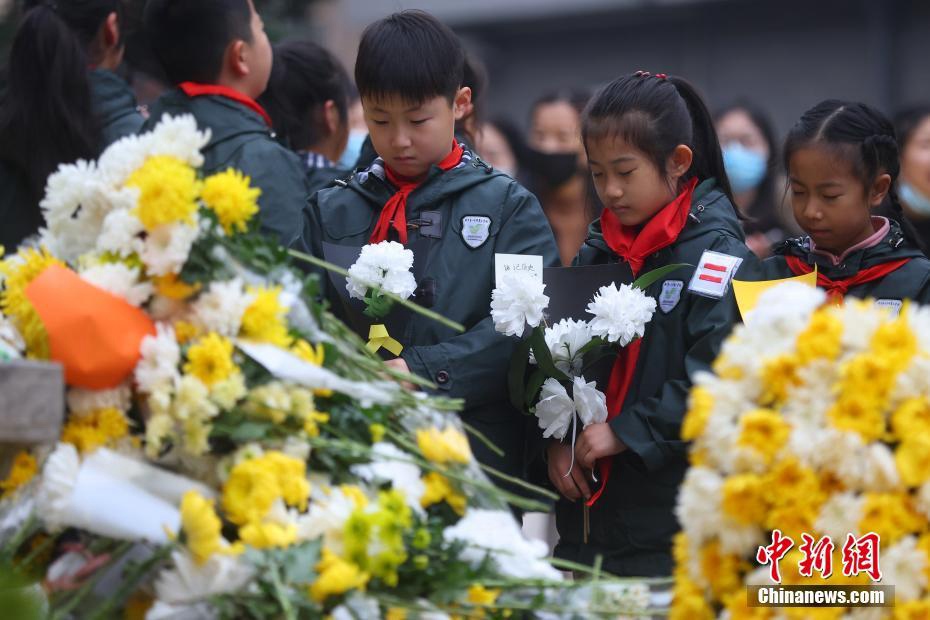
[547,424,626,501]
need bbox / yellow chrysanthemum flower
[681,386,714,442]
[699,541,744,602]
[893,600,930,620]
[385,608,408,620]
[173,320,201,345]
[896,434,930,487]
[737,409,791,464]
[340,485,369,510]
[222,457,283,525]
[669,571,714,620]
[720,473,768,526]
[369,423,386,444]
[871,312,918,371]
[240,285,291,347]
[180,491,223,564]
[303,410,330,438]
[859,493,924,546]
[238,521,298,549]
[0,451,38,499]
[0,247,64,358]
[892,398,930,442]
[759,354,801,406]
[711,355,744,380]
[416,426,472,465]
[61,408,130,454]
[153,274,201,300]
[468,584,501,607]
[127,155,201,231]
[184,333,237,387]
[722,591,774,620]
[201,168,261,235]
[308,549,370,603]
[421,471,467,515]
[265,451,310,511]
[795,309,843,364]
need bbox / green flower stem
[477,463,558,502]
[460,422,505,458]
[85,542,176,620]
[0,512,39,562]
[288,249,466,333]
[50,540,133,620]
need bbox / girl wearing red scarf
[547,72,760,577]
[762,100,930,305]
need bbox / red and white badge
[688,250,743,299]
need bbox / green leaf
[229,421,273,442]
[529,326,569,382]
[508,336,533,411]
[524,368,547,409]
[575,336,607,358]
[280,540,321,584]
[632,263,690,290]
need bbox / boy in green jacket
[296,10,559,491]
[142,0,309,246]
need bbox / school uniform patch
[461,215,491,249]
[688,250,743,299]
[659,280,684,313]
[875,298,903,317]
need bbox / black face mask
[524,147,579,188]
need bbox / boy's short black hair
[354,10,465,105]
[143,0,253,85]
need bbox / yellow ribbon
[366,324,403,356]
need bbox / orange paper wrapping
[25,265,156,389]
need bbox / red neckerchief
[587,177,697,508]
[178,82,273,128]
[784,255,911,304]
[369,141,464,244]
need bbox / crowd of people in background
[6,0,930,580]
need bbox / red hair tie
[655,73,668,80]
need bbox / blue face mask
[722,143,767,194]
[338,130,368,169]
[899,181,930,218]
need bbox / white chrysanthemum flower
[136,323,181,394]
[717,522,765,558]
[79,262,154,307]
[0,313,25,354]
[490,273,549,337]
[346,241,417,300]
[67,383,132,416]
[191,279,253,337]
[879,536,925,602]
[442,509,561,580]
[893,355,930,407]
[140,221,200,277]
[152,550,252,605]
[39,159,119,262]
[675,467,723,546]
[586,282,656,346]
[743,281,825,327]
[351,442,424,514]
[146,114,211,168]
[297,486,362,554]
[35,443,81,532]
[172,375,219,423]
[531,318,592,376]
[331,594,381,620]
[96,207,145,258]
[573,376,607,427]
[814,492,864,543]
[862,443,901,492]
[534,378,573,440]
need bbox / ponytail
[582,72,737,214]
[0,1,120,203]
[668,77,734,204]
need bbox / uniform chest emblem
[461,215,491,249]
[659,280,684,313]
[688,250,743,299]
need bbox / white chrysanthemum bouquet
[672,283,930,619]
[491,267,673,459]
[0,115,664,619]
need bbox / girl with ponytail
[763,100,930,304]
[0,0,144,250]
[545,71,759,576]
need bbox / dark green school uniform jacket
[298,151,351,197]
[296,149,560,484]
[89,69,145,145]
[762,220,930,304]
[562,180,760,577]
[0,69,143,250]
[144,89,309,246]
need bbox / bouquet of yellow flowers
[673,282,930,619]
[0,116,661,619]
